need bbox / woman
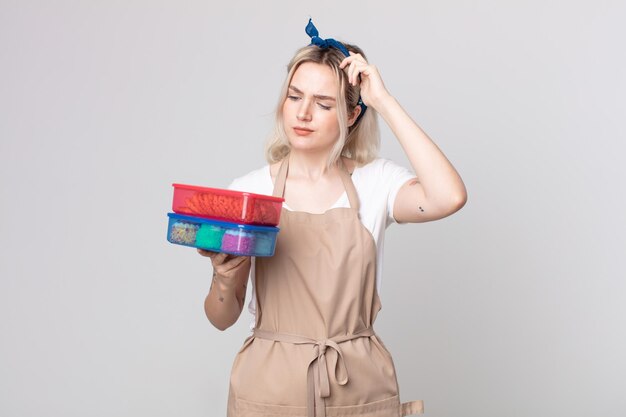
[200,19,467,417]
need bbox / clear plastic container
[172,184,284,226]
[166,213,279,257]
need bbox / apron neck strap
[337,158,361,212]
[272,156,290,198]
[273,155,361,212]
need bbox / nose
[296,100,312,121]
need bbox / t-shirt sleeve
[227,178,240,191]
[379,159,416,226]
[226,166,272,194]
[227,174,249,191]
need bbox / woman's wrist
[212,270,239,293]
[371,93,401,120]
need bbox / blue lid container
[167,213,279,257]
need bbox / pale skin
[201,54,467,331]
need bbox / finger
[340,53,365,69]
[340,53,356,67]
[346,61,355,84]
[212,252,229,265]
[348,53,366,66]
[198,249,218,258]
[221,256,250,273]
[349,62,364,85]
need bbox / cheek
[281,100,291,116]
[322,112,340,132]
[281,102,296,125]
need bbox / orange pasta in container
[172,184,284,226]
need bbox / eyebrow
[288,85,336,101]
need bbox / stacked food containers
[167,184,283,257]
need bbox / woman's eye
[287,95,301,101]
[318,103,331,110]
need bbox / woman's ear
[347,106,362,127]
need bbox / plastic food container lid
[172,184,285,203]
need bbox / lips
[293,126,314,136]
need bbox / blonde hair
[265,44,380,168]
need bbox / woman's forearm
[376,94,467,208]
[204,259,251,331]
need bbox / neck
[288,149,339,181]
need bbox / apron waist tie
[253,327,375,417]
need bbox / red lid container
[172,183,284,226]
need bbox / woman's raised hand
[339,52,391,109]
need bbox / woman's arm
[377,95,467,223]
[341,55,467,223]
[199,251,251,331]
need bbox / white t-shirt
[228,158,415,329]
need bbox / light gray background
[1,1,625,416]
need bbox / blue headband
[305,18,367,122]
[305,18,350,57]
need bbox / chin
[288,136,337,152]
[287,136,313,148]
